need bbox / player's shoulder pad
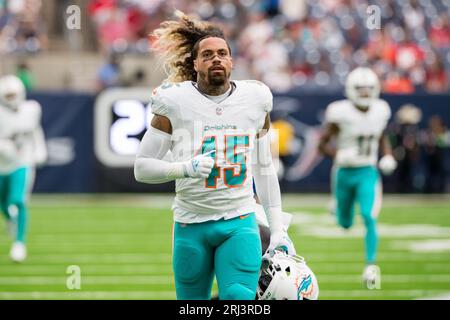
[149,81,187,117]
[237,80,273,112]
[374,98,392,120]
[324,99,348,123]
[22,100,42,117]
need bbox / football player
[134,12,295,300]
[318,67,397,288]
[0,75,47,263]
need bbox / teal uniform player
[319,67,397,288]
[0,75,47,263]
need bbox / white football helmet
[257,250,319,300]
[345,67,380,109]
[0,75,26,110]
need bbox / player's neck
[355,105,369,113]
[197,81,231,96]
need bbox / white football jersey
[0,100,43,174]
[324,99,391,168]
[150,80,272,223]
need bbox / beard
[206,69,228,86]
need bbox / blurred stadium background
[0,0,449,300]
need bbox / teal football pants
[334,166,381,264]
[173,212,262,300]
[0,167,30,243]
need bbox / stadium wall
[29,89,450,194]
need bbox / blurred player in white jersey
[134,12,296,300]
[318,67,397,288]
[0,75,47,263]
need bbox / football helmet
[345,67,380,109]
[257,250,319,300]
[0,75,26,110]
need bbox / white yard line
[0,291,176,299]
[416,293,450,300]
[0,275,174,285]
[320,290,448,298]
[392,239,450,253]
[0,253,172,264]
[290,211,450,239]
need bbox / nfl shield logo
[216,107,223,115]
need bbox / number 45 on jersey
[198,135,249,189]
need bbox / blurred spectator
[429,14,450,49]
[390,104,422,193]
[16,60,34,90]
[0,0,47,54]
[96,52,123,92]
[425,56,449,93]
[383,70,415,94]
[82,0,450,93]
[423,115,449,193]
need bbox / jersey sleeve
[324,102,343,124]
[149,85,176,117]
[382,100,392,122]
[17,100,42,132]
[259,82,273,113]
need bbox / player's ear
[193,58,198,72]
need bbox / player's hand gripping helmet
[0,75,26,110]
[345,67,380,110]
[257,250,319,300]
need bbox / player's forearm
[134,157,185,184]
[318,142,336,158]
[252,134,284,234]
[134,126,185,184]
[33,127,47,166]
[379,134,392,156]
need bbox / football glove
[265,231,296,257]
[0,140,18,162]
[378,154,397,176]
[183,150,215,179]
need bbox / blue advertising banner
[30,89,450,193]
[272,93,450,193]
[30,92,96,193]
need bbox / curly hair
[150,11,230,83]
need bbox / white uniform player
[0,75,47,262]
[149,80,271,223]
[325,98,391,168]
[135,32,295,300]
[319,67,397,289]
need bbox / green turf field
[0,194,449,300]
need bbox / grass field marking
[0,253,172,264]
[416,292,450,300]
[319,289,449,298]
[0,275,174,285]
[391,239,450,253]
[4,274,450,285]
[316,274,450,282]
[0,291,176,300]
[0,264,173,274]
[290,211,450,239]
